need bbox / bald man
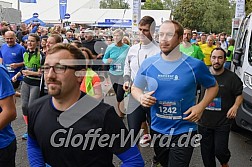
[0,31,25,90]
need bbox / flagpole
[18,0,20,11]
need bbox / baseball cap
[84,28,94,34]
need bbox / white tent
[22,8,171,26]
[19,0,171,25]
[69,9,171,26]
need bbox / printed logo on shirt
[157,74,179,81]
[11,52,16,56]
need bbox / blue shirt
[103,43,129,76]
[0,64,16,149]
[134,53,216,135]
[0,43,25,80]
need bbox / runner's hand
[226,105,238,119]
[139,91,156,108]
[107,58,113,64]
[123,82,130,91]
[12,76,17,83]
[10,63,18,69]
[183,105,204,122]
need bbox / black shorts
[151,129,197,167]
[0,139,17,167]
[11,80,21,90]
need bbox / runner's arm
[0,95,16,130]
[116,145,144,167]
[27,135,45,167]
[184,82,219,122]
[131,85,156,107]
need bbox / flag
[59,0,67,20]
[20,0,37,3]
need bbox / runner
[131,20,218,167]
[27,43,144,166]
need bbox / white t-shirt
[124,41,160,81]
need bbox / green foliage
[99,0,236,34]
[99,0,130,9]
[141,0,164,10]
[246,0,252,15]
[173,0,235,34]
[163,0,177,11]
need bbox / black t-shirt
[82,39,98,56]
[199,69,243,127]
[82,39,108,71]
[28,93,131,167]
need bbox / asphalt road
[12,86,252,167]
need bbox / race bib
[27,64,38,72]
[112,64,122,72]
[206,98,221,111]
[5,64,15,73]
[156,100,182,120]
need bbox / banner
[59,0,67,20]
[132,0,141,32]
[235,0,245,18]
[20,0,37,3]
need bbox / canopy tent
[23,17,46,26]
[20,2,171,26]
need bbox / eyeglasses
[41,64,76,74]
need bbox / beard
[162,50,172,56]
[47,85,61,97]
[183,38,190,42]
[46,79,62,97]
[161,44,180,56]
[212,63,224,71]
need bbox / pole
[18,0,20,11]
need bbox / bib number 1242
[159,106,177,114]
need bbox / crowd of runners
[0,16,243,167]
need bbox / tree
[246,0,252,15]
[141,0,164,10]
[99,0,130,9]
[163,0,177,12]
[173,0,234,34]
[173,0,205,31]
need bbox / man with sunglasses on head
[27,43,144,167]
